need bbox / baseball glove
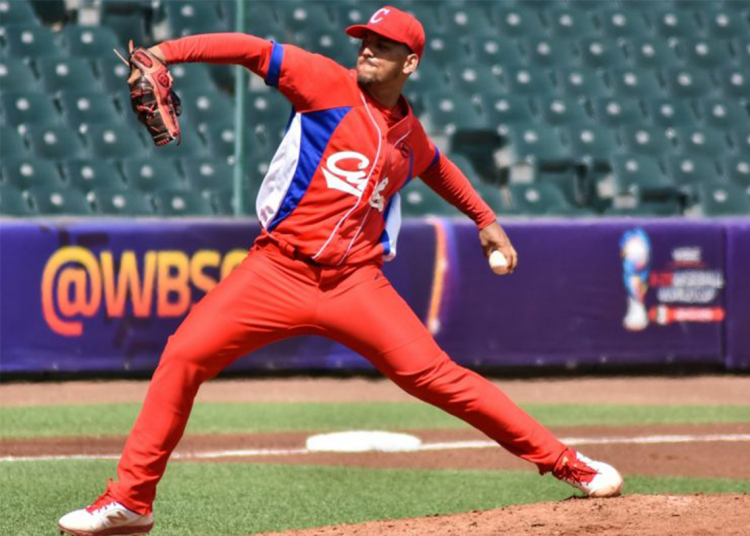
[115,41,181,146]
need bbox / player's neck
[362,83,402,110]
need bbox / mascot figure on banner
[620,228,651,332]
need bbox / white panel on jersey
[256,113,303,227]
[383,192,402,261]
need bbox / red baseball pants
[110,240,566,514]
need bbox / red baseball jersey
[160,34,495,266]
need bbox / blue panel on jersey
[268,106,352,231]
[266,41,284,87]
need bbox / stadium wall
[0,218,747,374]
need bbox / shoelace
[85,480,117,514]
[555,454,598,484]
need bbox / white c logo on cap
[370,8,390,24]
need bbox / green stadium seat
[578,38,629,69]
[704,7,749,38]
[94,58,130,93]
[152,189,215,216]
[82,124,149,159]
[180,157,234,192]
[421,91,487,135]
[596,8,650,38]
[608,67,666,98]
[329,2,375,27]
[556,67,609,98]
[491,6,546,37]
[0,185,34,216]
[211,187,255,216]
[400,180,462,218]
[465,36,523,68]
[36,57,102,93]
[564,125,621,166]
[121,158,185,192]
[608,154,676,200]
[649,8,703,38]
[716,68,750,100]
[403,4,443,32]
[4,25,62,58]
[624,38,681,69]
[620,125,675,157]
[0,57,38,91]
[505,183,576,216]
[423,32,471,64]
[29,0,67,26]
[179,90,235,130]
[732,39,750,69]
[447,64,503,97]
[1,158,63,189]
[523,38,577,68]
[282,2,336,34]
[590,97,644,128]
[503,67,557,96]
[150,123,209,159]
[235,3,286,41]
[538,97,591,126]
[473,181,505,213]
[496,123,569,168]
[61,25,121,59]
[688,182,750,216]
[678,38,734,70]
[405,62,447,94]
[167,63,218,92]
[643,98,699,128]
[442,3,496,37]
[103,13,147,49]
[0,126,29,158]
[63,159,126,192]
[672,126,730,157]
[544,7,598,37]
[0,0,39,25]
[665,154,720,190]
[603,200,682,217]
[203,121,242,159]
[663,68,716,98]
[90,188,154,216]
[536,168,588,207]
[698,99,750,130]
[58,92,123,129]
[247,91,293,136]
[165,1,226,37]
[302,29,358,67]
[1,92,62,127]
[729,127,750,155]
[445,153,483,186]
[480,93,536,129]
[721,155,750,191]
[27,186,93,215]
[25,124,88,160]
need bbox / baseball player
[58,7,623,536]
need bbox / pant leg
[317,265,566,473]
[111,248,317,514]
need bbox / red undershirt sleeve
[159,33,273,79]
[419,153,497,229]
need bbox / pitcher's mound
[259,494,750,536]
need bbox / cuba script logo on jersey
[322,151,371,197]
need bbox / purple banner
[724,219,750,370]
[0,218,740,374]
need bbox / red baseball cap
[345,6,425,59]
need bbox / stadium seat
[405,62,447,94]
[503,67,557,96]
[663,68,716,98]
[1,92,62,127]
[672,126,730,157]
[608,67,666,98]
[58,92,123,130]
[150,123,209,159]
[423,32,471,64]
[704,7,749,38]
[0,0,39,25]
[446,64,503,97]
[603,200,682,217]
[152,189,215,216]
[121,158,185,192]
[480,93,536,128]
[687,182,750,216]
[236,3,287,41]
[442,3,496,37]
[496,123,569,167]
[556,68,610,98]
[36,57,102,93]
[649,8,703,38]
[247,91,295,136]
[27,186,93,215]
[4,25,62,58]
[505,183,576,216]
[1,158,63,189]
[211,187,256,216]
[620,125,675,157]
[0,185,34,216]
[544,7,598,37]
[282,2,336,34]
[102,13,147,49]
[90,188,154,216]
[665,154,721,188]
[399,180,463,218]
[0,57,38,91]
[578,38,629,69]
[563,125,621,166]
[94,58,130,93]
[168,63,218,92]
[180,157,234,192]
[179,90,235,130]
[203,121,243,159]
[716,68,750,100]
[302,30,358,67]
[24,124,88,160]
[589,97,644,128]
[465,36,523,68]
[421,91,487,135]
[165,0,226,37]
[523,38,577,68]
[491,6,546,37]
[596,8,650,38]
[624,38,681,69]
[732,39,750,69]
[61,25,121,59]
[538,97,591,126]
[697,99,750,130]
[403,3,443,33]
[0,126,29,158]
[678,38,734,69]
[29,0,67,26]
[729,127,750,155]
[445,153,483,186]
[63,159,126,192]
[82,124,149,159]
[643,98,699,128]
[721,155,750,190]
[608,154,676,199]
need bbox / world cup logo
[620,228,651,331]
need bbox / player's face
[356,32,415,87]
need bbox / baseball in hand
[489,250,509,275]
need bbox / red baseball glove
[115,41,181,146]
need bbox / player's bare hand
[479,221,518,274]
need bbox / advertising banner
[0,218,731,374]
[724,219,750,370]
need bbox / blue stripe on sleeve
[426,146,441,170]
[265,41,284,87]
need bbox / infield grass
[2,460,750,536]
[1,402,749,439]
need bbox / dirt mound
[257,494,750,536]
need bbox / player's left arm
[418,150,518,273]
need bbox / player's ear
[403,53,419,76]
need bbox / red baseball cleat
[553,448,624,498]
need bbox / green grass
[2,460,750,536]
[1,402,749,439]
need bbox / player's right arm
[148,33,355,113]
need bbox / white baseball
[489,250,509,274]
